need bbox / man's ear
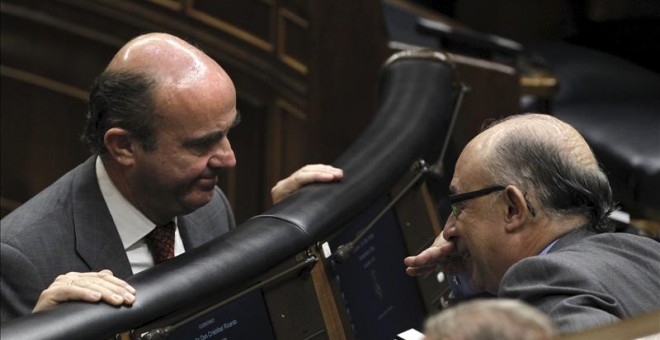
[103,127,136,166]
[503,186,528,232]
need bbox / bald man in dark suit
[1,33,342,322]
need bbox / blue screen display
[167,289,276,340]
[329,195,427,339]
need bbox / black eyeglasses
[448,185,505,218]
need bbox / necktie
[145,221,176,264]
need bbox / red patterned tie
[145,221,175,264]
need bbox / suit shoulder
[509,232,660,280]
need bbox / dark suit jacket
[0,157,235,322]
[499,228,660,334]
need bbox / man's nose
[442,215,457,241]
[208,138,236,168]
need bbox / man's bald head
[478,113,598,170]
[463,113,614,232]
[106,32,232,91]
[83,33,234,155]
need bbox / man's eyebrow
[182,131,224,148]
[182,111,241,148]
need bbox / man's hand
[271,164,343,204]
[404,231,466,276]
[33,270,136,313]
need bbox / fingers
[404,236,465,276]
[271,164,343,204]
[404,236,455,266]
[405,263,441,277]
[33,270,137,313]
[403,245,446,276]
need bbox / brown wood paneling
[144,0,184,12]
[306,0,389,164]
[0,77,88,204]
[278,8,309,74]
[280,0,309,19]
[447,52,520,151]
[1,3,119,89]
[265,99,308,190]
[187,0,275,51]
[1,1,125,218]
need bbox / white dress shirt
[95,157,185,274]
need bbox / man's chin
[468,266,484,291]
[470,271,498,295]
[182,191,215,212]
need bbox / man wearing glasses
[405,113,660,334]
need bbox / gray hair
[425,298,557,340]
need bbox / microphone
[331,160,430,263]
[426,162,445,180]
[333,243,355,263]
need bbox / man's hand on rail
[32,270,136,313]
[271,164,343,204]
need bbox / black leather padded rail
[259,52,459,239]
[1,52,459,340]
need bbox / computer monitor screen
[326,195,427,339]
[164,289,276,340]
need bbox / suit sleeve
[1,243,45,322]
[499,255,621,334]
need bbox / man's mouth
[460,250,471,260]
[449,241,471,260]
[447,250,471,261]
[196,176,218,189]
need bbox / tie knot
[145,221,176,265]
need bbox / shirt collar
[96,157,159,250]
[539,239,559,255]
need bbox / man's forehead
[452,135,493,189]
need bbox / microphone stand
[332,82,468,263]
[332,159,430,263]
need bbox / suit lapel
[179,188,235,249]
[179,213,219,249]
[71,157,133,279]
